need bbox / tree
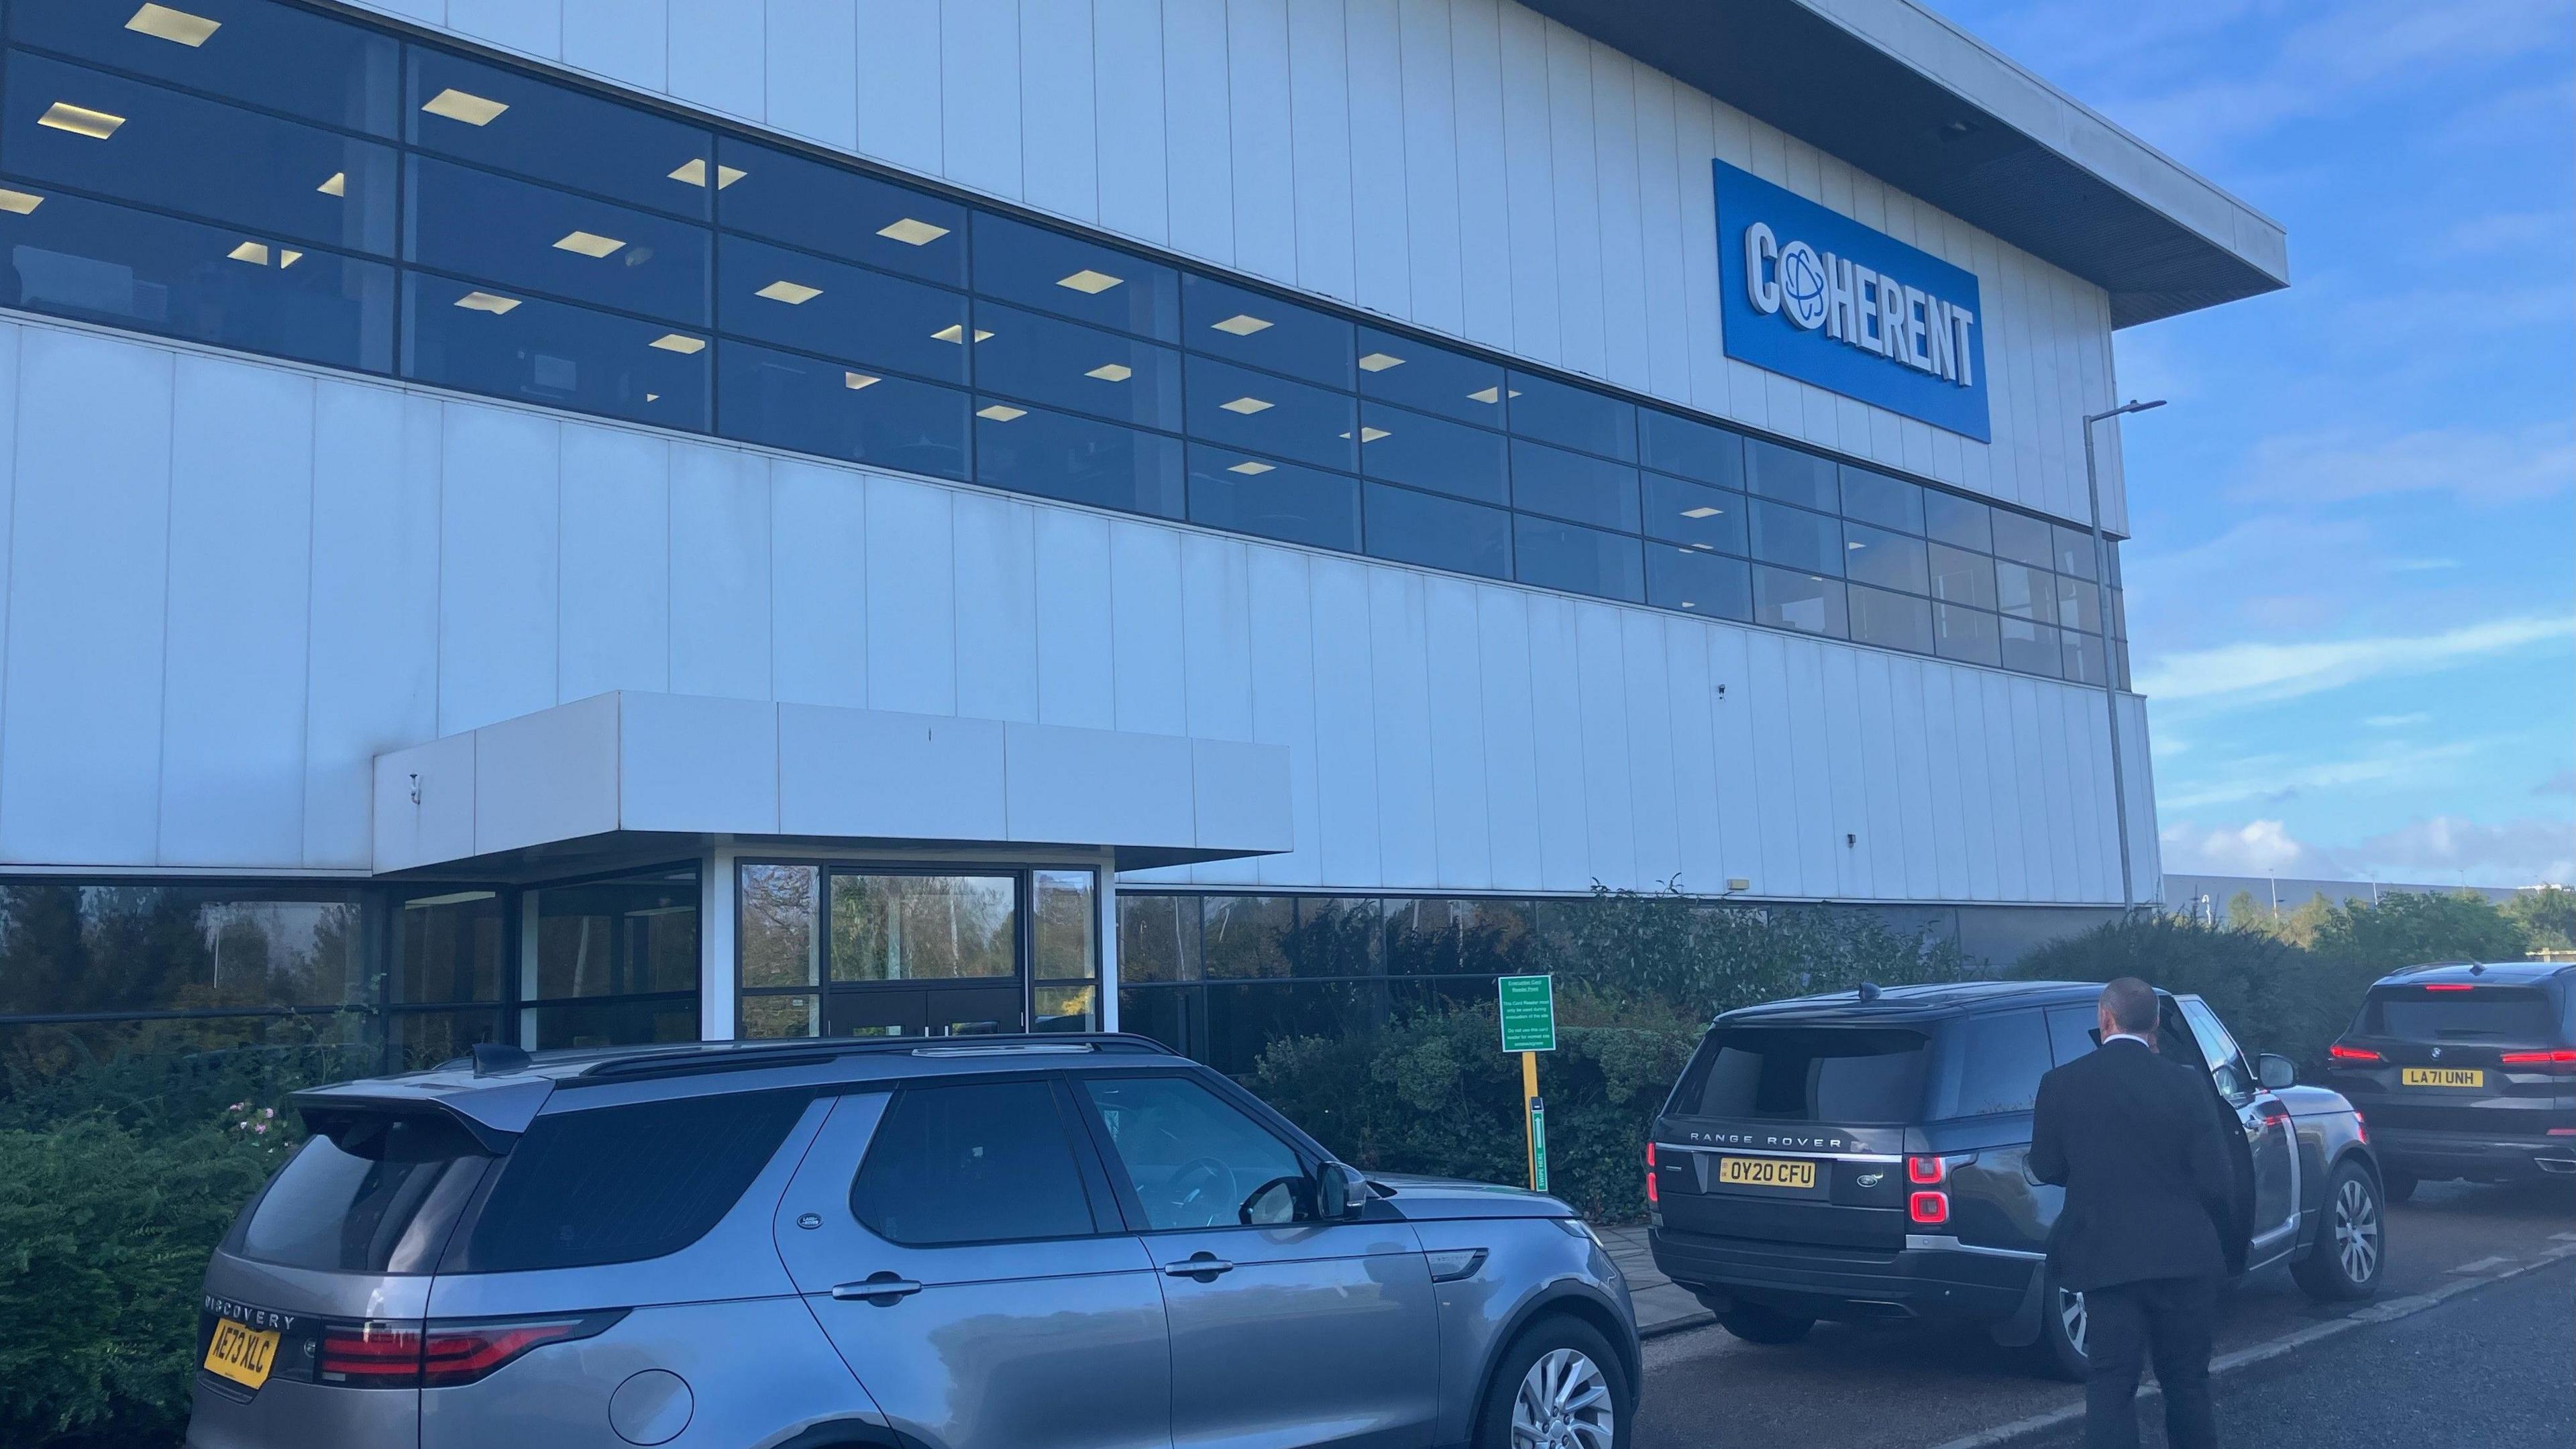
[2308,890,2527,975]
[2502,886,2576,953]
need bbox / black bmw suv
[1647,981,2384,1379]
[2324,961,2576,1198]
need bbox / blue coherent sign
[1714,161,1990,443]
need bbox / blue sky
[1928,0,2576,887]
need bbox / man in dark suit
[2030,976,2237,1449]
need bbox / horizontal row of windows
[0,0,2127,688]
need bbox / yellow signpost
[1497,974,1557,1192]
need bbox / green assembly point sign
[1497,974,1557,1053]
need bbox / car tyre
[1713,1303,1813,1345]
[2379,1166,2416,1204]
[1475,1316,1631,1449]
[2292,1160,2385,1302]
[2026,1268,2089,1383]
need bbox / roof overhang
[372,692,1293,876]
[1521,0,2288,326]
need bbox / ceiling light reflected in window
[553,229,626,258]
[454,290,521,315]
[930,323,993,343]
[648,333,706,354]
[1358,352,1403,372]
[1056,268,1122,294]
[1085,363,1132,382]
[421,88,508,126]
[1680,506,1720,519]
[1358,427,1390,442]
[844,372,879,390]
[1226,460,1275,475]
[665,158,747,189]
[226,241,269,264]
[755,279,822,304]
[126,4,221,46]
[878,217,950,246]
[1219,396,1273,415]
[317,171,346,197]
[0,189,44,215]
[38,103,125,140]
[645,392,660,402]
[1466,385,1501,404]
[976,404,1026,422]
[280,249,302,266]
[716,164,746,188]
[1211,313,1271,336]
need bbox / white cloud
[2134,614,2576,707]
[2162,818,2332,876]
[2154,737,2487,813]
[2161,814,2576,886]
[2231,419,2575,506]
[2362,712,2430,729]
[2385,558,2459,573]
[2440,207,2576,254]
[2538,770,2576,798]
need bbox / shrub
[2306,890,2530,975]
[2010,913,2349,1070]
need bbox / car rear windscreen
[444,1088,812,1273]
[236,1114,492,1274]
[1669,1026,1932,1124]
[2365,987,2561,1042]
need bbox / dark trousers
[2082,1274,2219,1449]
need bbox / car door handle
[1163,1254,1236,1279]
[831,1275,924,1302]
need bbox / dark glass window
[970,300,1179,428]
[2110,586,2128,639]
[1183,273,1352,388]
[1083,1075,1311,1230]
[2053,524,2098,580]
[1843,522,1929,595]
[1510,439,1640,531]
[1924,489,1992,551]
[407,48,710,219]
[1999,618,2061,677]
[1994,561,2057,625]
[404,273,702,426]
[852,1081,1098,1244]
[1749,500,1843,576]
[1646,547,1752,621]
[1674,1026,1932,1124]
[1363,483,1511,580]
[2363,987,2560,1041]
[1990,509,2055,569]
[1945,1010,2051,1117]
[1290,897,1383,978]
[1187,446,1360,552]
[2055,574,2102,635]
[716,136,966,286]
[1185,354,1353,472]
[976,400,1184,519]
[0,187,393,372]
[1359,401,1507,504]
[530,871,696,1002]
[1515,516,1643,602]
[973,212,1177,339]
[1383,898,1536,975]
[716,235,967,384]
[1505,370,1633,460]
[4,52,396,255]
[1839,466,1924,535]
[8,0,400,136]
[2061,629,2106,686]
[1928,542,1997,610]
[719,341,967,478]
[405,156,708,324]
[1752,566,1847,638]
[1118,894,1201,983]
[1744,437,1835,510]
[0,884,366,1017]
[458,1090,812,1271]
[2045,1005,2100,1065]
[239,1122,487,1274]
[1356,326,1507,424]
[1202,895,1294,979]
[1933,604,2001,667]
[1642,474,1748,554]
[1849,584,1933,654]
[1640,411,1743,486]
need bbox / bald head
[2098,977,2158,1037]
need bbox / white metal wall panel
[1703,628,1762,890]
[1446,0,1514,351]
[863,476,957,715]
[857,0,947,175]
[1978,671,2029,902]
[1397,0,1466,338]
[1226,0,1299,285]
[1572,603,1636,890]
[1522,595,1590,892]
[558,425,673,704]
[1587,45,1650,395]
[1619,611,1680,891]
[951,491,1042,723]
[1740,634,1800,896]
[2063,689,2112,902]
[1662,619,1723,897]
[1782,640,1839,895]
[1846,651,1902,898]
[1020,0,1102,224]
[669,0,764,122]
[1305,556,1382,885]
[1821,649,1875,898]
[943,0,1026,200]
[1890,659,1940,900]
[767,0,861,151]
[158,360,313,868]
[564,0,666,93]
[768,460,871,708]
[669,445,773,701]
[1159,0,1234,265]
[1473,584,1544,891]
[1344,0,1413,319]
[448,0,559,58]
[1246,547,1325,885]
[1365,569,1438,888]
[1181,533,1257,883]
[1542,22,1606,380]
[1033,509,1117,727]
[1495,2,1560,365]
[437,407,559,736]
[1919,664,1972,902]
[1423,577,1494,890]
[1285,0,1358,305]
[1110,522,1188,735]
[1091,0,1171,244]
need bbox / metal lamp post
[2081,398,2163,908]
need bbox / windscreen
[1670,1026,1933,1124]
[2365,987,2560,1042]
[237,1116,492,1274]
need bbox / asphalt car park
[1630,1177,2576,1449]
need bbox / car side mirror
[2257,1053,2296,1091]
[1313,1161,1368,1221]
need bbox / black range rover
[2324,961,2576,1197]
[1646,981,2384,1377]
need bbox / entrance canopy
[372,692,1293,877]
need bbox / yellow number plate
[203,1318,281,1391]
[2401,1067,2484,1088]
[1717,1155,1817,1189]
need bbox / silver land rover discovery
[189,1033,1638,1449]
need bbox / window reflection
[1929,542,1997,610]
[1509,439,1640,531]
[1933,602,2002,667]
[973,212,1177,339]
[1364,484,1511,580]
[1843,521,1929,595]
[1185,354,1354,472]
[1646,547,1752,620]
[1360,401,1508,504]
[407,49,710,219]
[1994,560,2057,626]
[1187,446,1360,552]
[716,136,967,286]
[1642,474,1748,554]
[1924,489,1993,551]
[716,234,966,383]
[7,0,400,136]
[2053,524,2098,579]
[1515,516,1644,603]
[1183,273,1352,388]
[1507,370,1634,461]
[405,273,706,427]
[976,400,1184,519]
[1990,509,2055,569]
[1848,584,1933,654]
[1746,437,1836,510]
[405,156,707,324]
[971,299,1179,429]
[2061,629,2106,686]
[1356,326,1507,424]
[1840,465,1925,535]
[1753,566,1848,638]
[2000,618,2062,676]
[1750,500,1844,576]
[1641,411,1743,486]
[718,341,966,477]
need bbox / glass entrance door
[735,863,1099,1040]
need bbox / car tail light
[2422,983,2474,991]
[1908,1190,1948,1224]
[2327,1043,2383,1063]
[319,1313,623,1388]
[1907,1155,1946,1185]
[2547,1128,2576,1138]
[1645,1142,1658,1206]
[2500,1049,2576,1075]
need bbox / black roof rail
[572,1030,1179,1082]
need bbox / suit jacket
[2029,1036,2237,1291]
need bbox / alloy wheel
[1510,1346,1615,1449]
[2334,1177,2381,1283]
[2058,1287,2089,1358]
